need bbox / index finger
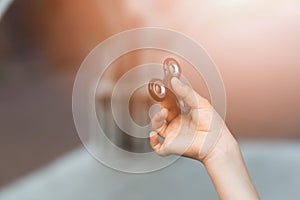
[171,77,210,109]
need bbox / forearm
[150,77,260,199]
[202,130,260,200]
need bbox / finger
[155,122,167,138]
[149,131,166,156]
[171,77,210,109]
[151,108,168,137]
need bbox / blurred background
[0,0,299,199]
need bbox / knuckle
[158,148,168,156]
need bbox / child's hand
[149,77,229,162]
[149,77,260,200]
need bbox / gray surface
[0,142,299,200]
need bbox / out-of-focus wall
[9,0,299,139]
[0,0,299,187]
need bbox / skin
[149,77,260,200]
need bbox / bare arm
[149,77,260,200]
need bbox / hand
[149,77,260,199]
[149,77,228,161]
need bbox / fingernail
[150,131,157,137]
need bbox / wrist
[200,129,260,200]
[201,127,240,168]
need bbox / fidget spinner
[148,58,191,122]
